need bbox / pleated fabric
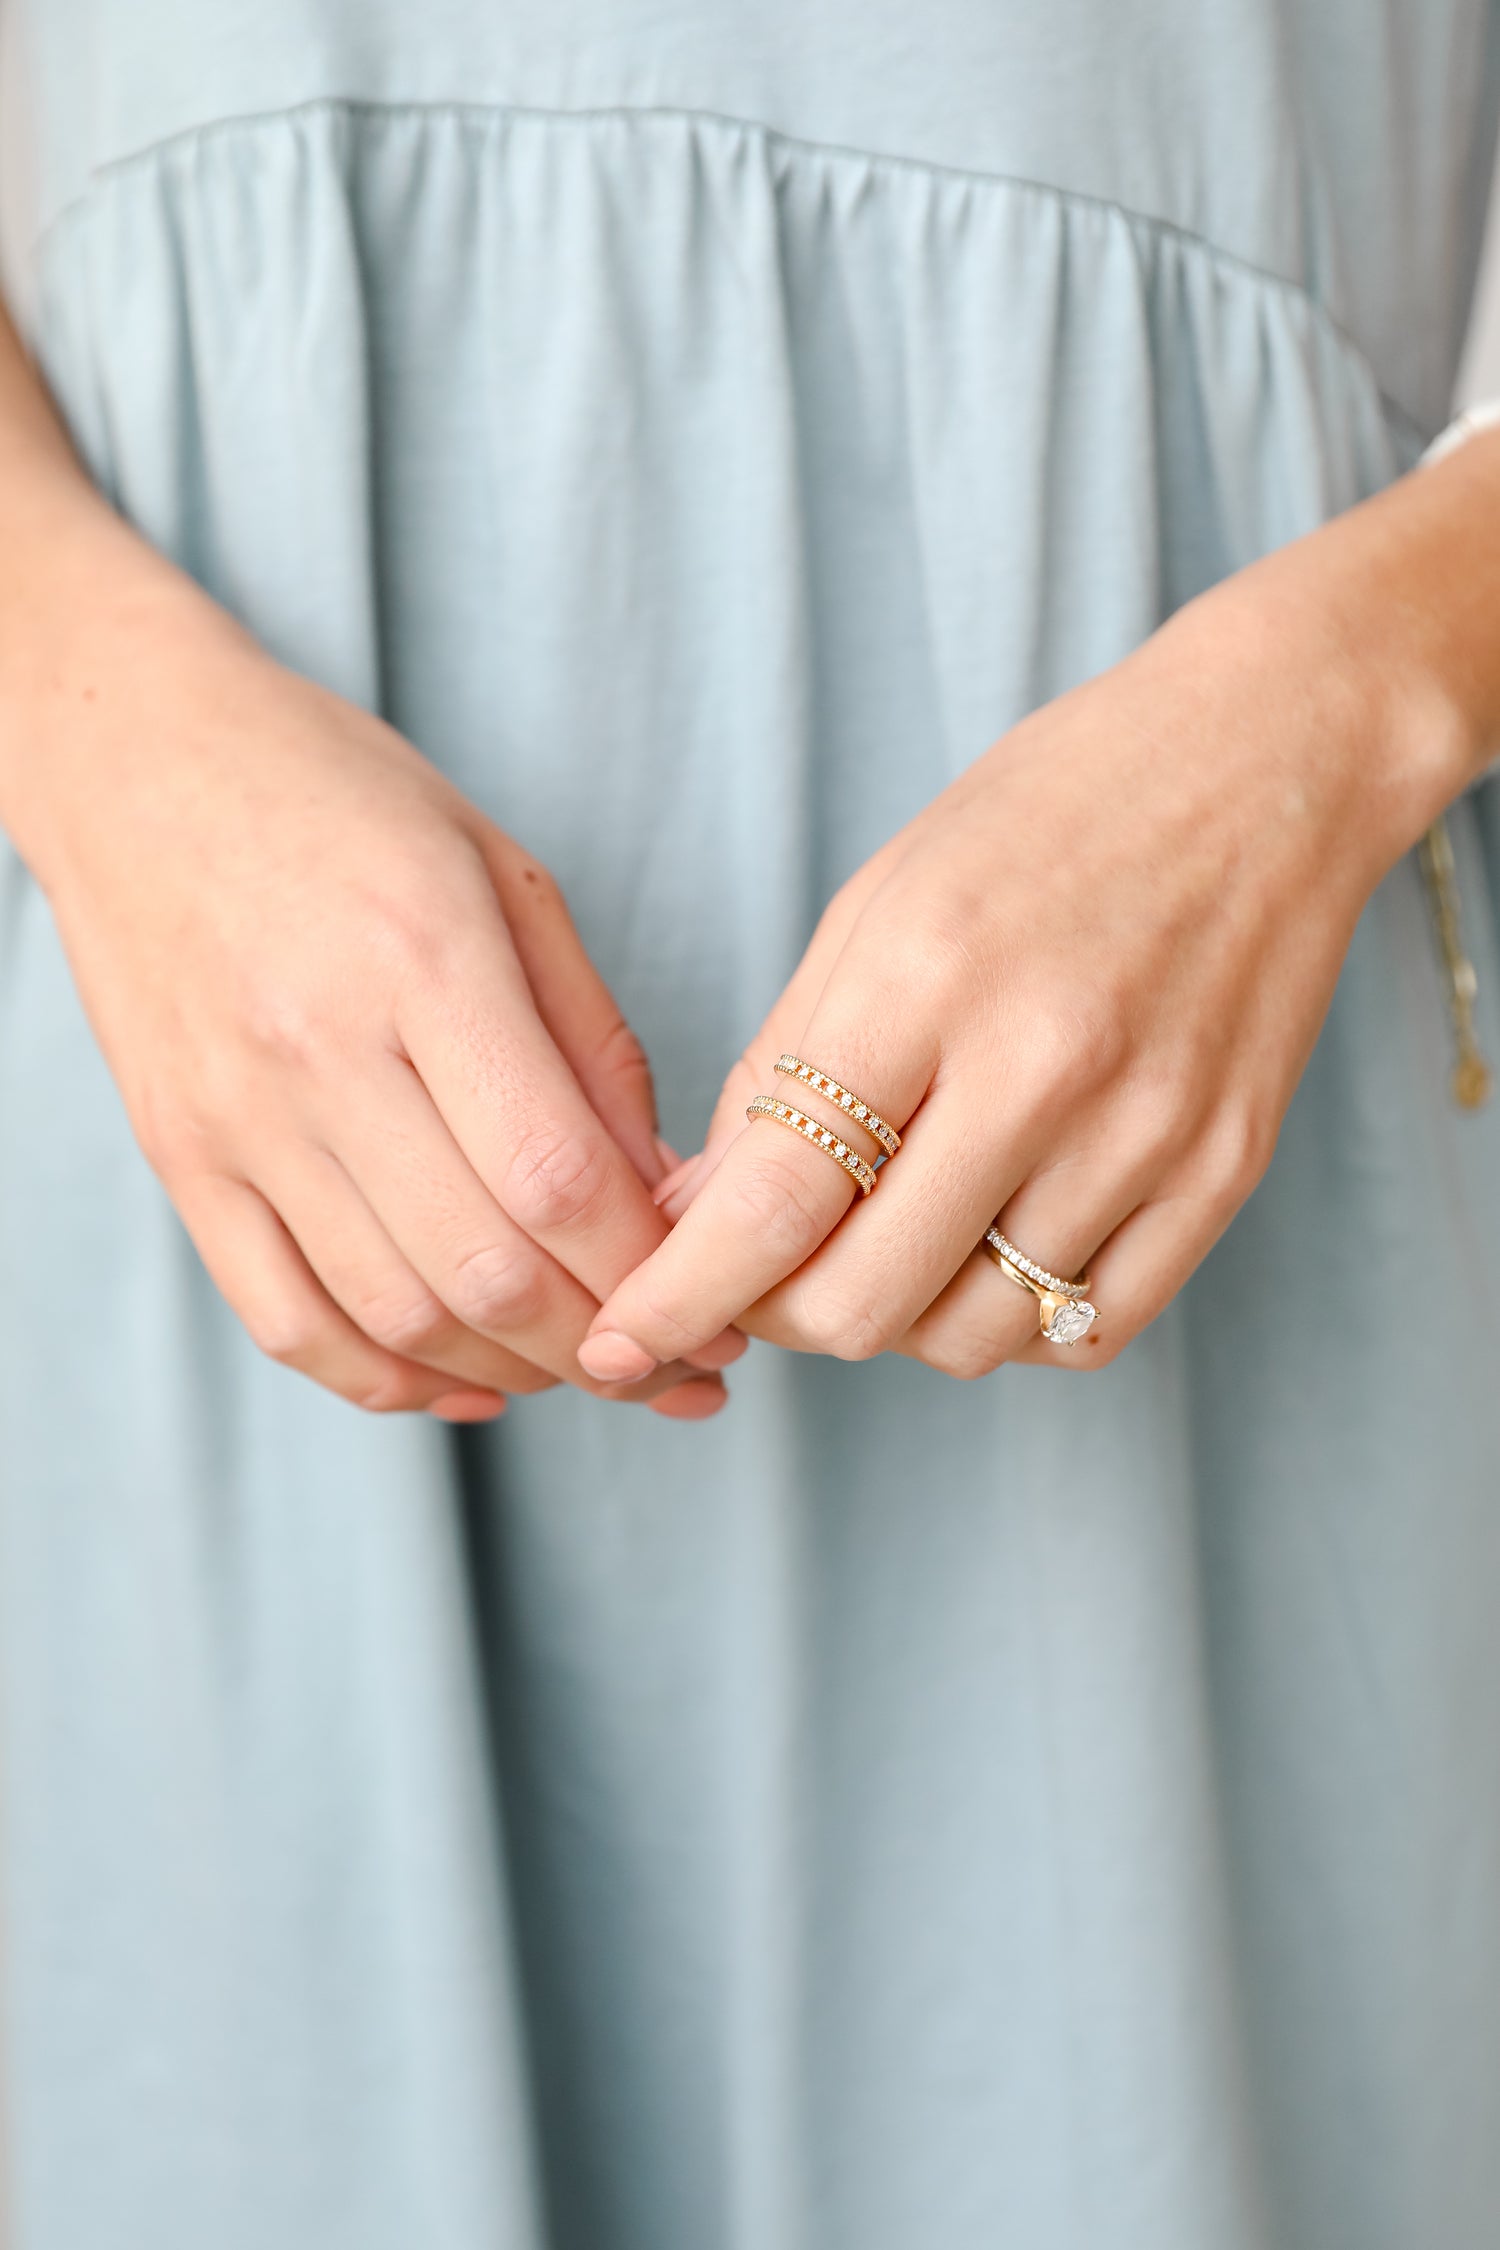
[4,11,1500,2248]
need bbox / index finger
[399,915,673,1301]
[579,1006,933,1372]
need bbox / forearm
[0,293,166,628]
[0,295,233,871]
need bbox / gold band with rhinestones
[746,1097,878,1194]
[984,1241,1100,1347]
[983,1227,1090,1298]
[986,1249,1100,1347]
[773,1055,901,1157]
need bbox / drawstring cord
[1412,402,1500,1112]
[1417,814,1492,1109]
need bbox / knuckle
[286,842,503,1007]
[1025,993,1128,1106]
[504,1126,614,1233]
[590,1015,655,1098]
[133,1091,213,1181]
[133,1053,257,1180]
[238,978,333,1073]
[243,1301,328,1371]
[354,1284,453,1359]
[1201,1103,1279,1208]
[832,1305,894,1363]
[883,910,977,1020]
[361,843,497,985]
[346,1368,428,1414]
[612,1283,703,1363]
[445,1243,550,1336]
[812,874,859,945]
[927,1329,1009,1382]
[792,1275,896,1361]
[1115,1060,1200,1167]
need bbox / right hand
[8,577,737,1422]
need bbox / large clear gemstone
[1043,1299,1097,1346]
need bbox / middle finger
[580,998,942,1373]
[327,1062,729,1405]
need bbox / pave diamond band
[983,1229,1099,1348]
[746,1098,879,1195]
[983,1228,1090,1298]
[773,1055,902,1159]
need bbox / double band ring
[772,1055,902,1157]
[983,1226,1099,1347]
[746,1054,900,1196]
[745,1098,879,1193]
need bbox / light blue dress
[4,5,1500,2245]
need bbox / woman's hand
[6,575,738,1422]
[577,488,1494,1386]
[0,300,737,1424]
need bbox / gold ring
[746,1097,878,1194]
[773,1054,902,1159]
[983,1229,1098,1347]
[983,1228,1090,1299]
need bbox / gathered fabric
[3,11,1500,2247]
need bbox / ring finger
[1008,1177,1235,1368]
[890,1145,1155,1377]
[258,1144,562,1396]
[174,1174,508,1417]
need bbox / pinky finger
[174,1175,507,1419]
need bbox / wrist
[1285,429,1500,826]
[1164,444,1500,880]
[0,512,233,886]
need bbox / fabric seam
[30,91,1431,447]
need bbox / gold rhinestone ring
[983,1227,1099,1347]
[773,1055,902,1159]
[745,1098,879,1194]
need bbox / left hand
[577,527,1466,1384]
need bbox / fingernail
[649,1380,729,1420]
[629,1131,674,1191]
[651,1151,703,1208]
[577,1330,659,1382]
[683,1327,748,1371]
[428,1391,508,1422]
